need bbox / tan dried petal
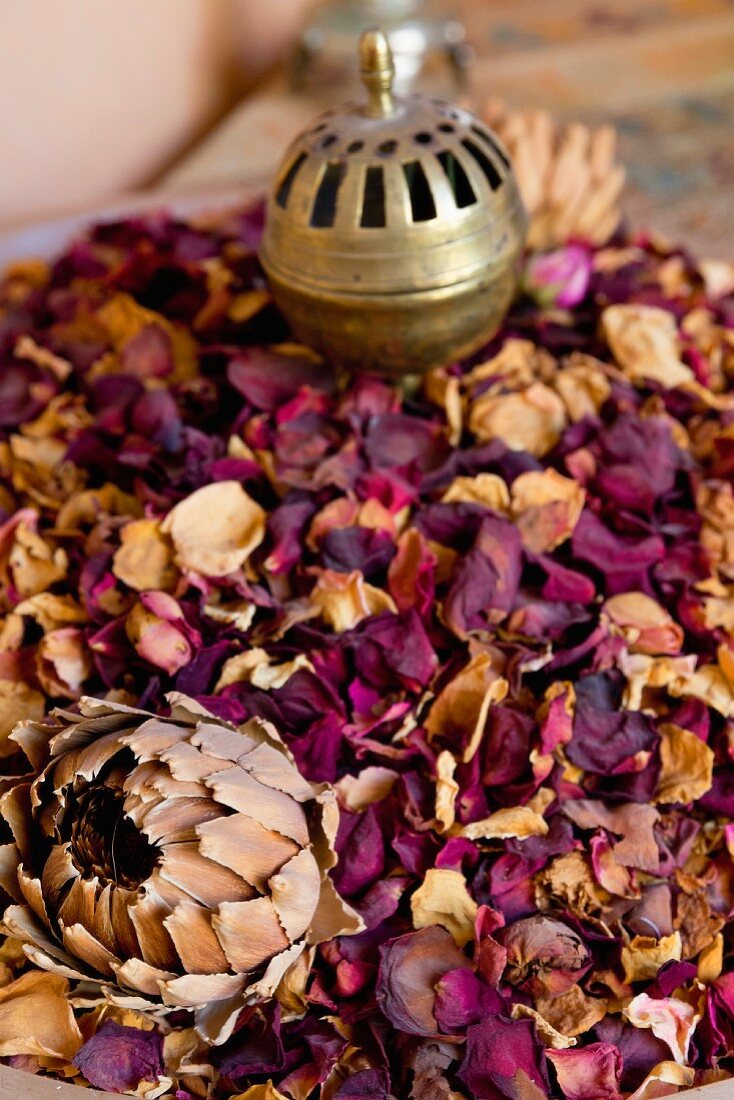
[95,292,198,383]
[535,985,608,1038]
[668,651,734,718]
[441,473,510,511]
[336,766,399,812]
[601,304,694,388]
[626,1062,695,1100]
[464,338,554,391]
[461,806,549,841]
[161,481,266,576]
[411,868,477,947]
[0,970,82,1059]
[434,750,459,834]
[14,592,87,633]
[423,367,462,445]
[554,354,611,421]
[310,569,397,632]
[425,652,507,764]
[36,627,92,698]
[0,680,44,756]
[697,933,724,984]
[604,592,684,656]
[6,519,68,598]
[511,1003,576,1048]
[232,1083,291,1100]
[621,932,682,984]
[113,518,178,592]
[510,469,585,553]
[654,723,714,805]
[468,382,566,456]
[535,851,611,918]
[55,483,142,533]
[486,102,623,249]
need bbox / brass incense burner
[260,29,527,376]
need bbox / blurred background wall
[1,0,732,254]
[0,0,312,229]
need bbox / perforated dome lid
[261,29,526,296]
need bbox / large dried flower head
[0,694,361,1044]
[483,98,625,250]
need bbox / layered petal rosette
[0,694,361,1043]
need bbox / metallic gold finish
[260,29,527,377]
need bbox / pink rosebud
[525,244,592,308]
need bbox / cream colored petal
[160,971,246,1008]
[114,957,177,997]
[307,875,364,945]
[158,842,255,907]
[164,902,230,975]
[269,848,321,942]
[336,766,399,812]
[410,868,478,948]
[193,986,248,1046]
[161,480,266,576]
[212,897,290,973]
[197,814,299,891]
[22,944,92,982]
[205,768,309,846]
[248,941,306,1003]
[434,750,459,833]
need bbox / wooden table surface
[161,0,734,257]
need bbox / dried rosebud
[524,246,592,309]
[502,916,591,997]
[0,695,361,1044]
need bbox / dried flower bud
[0,695,361,1044]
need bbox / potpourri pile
[0,201,733,1100]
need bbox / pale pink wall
[0,0,313,229]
